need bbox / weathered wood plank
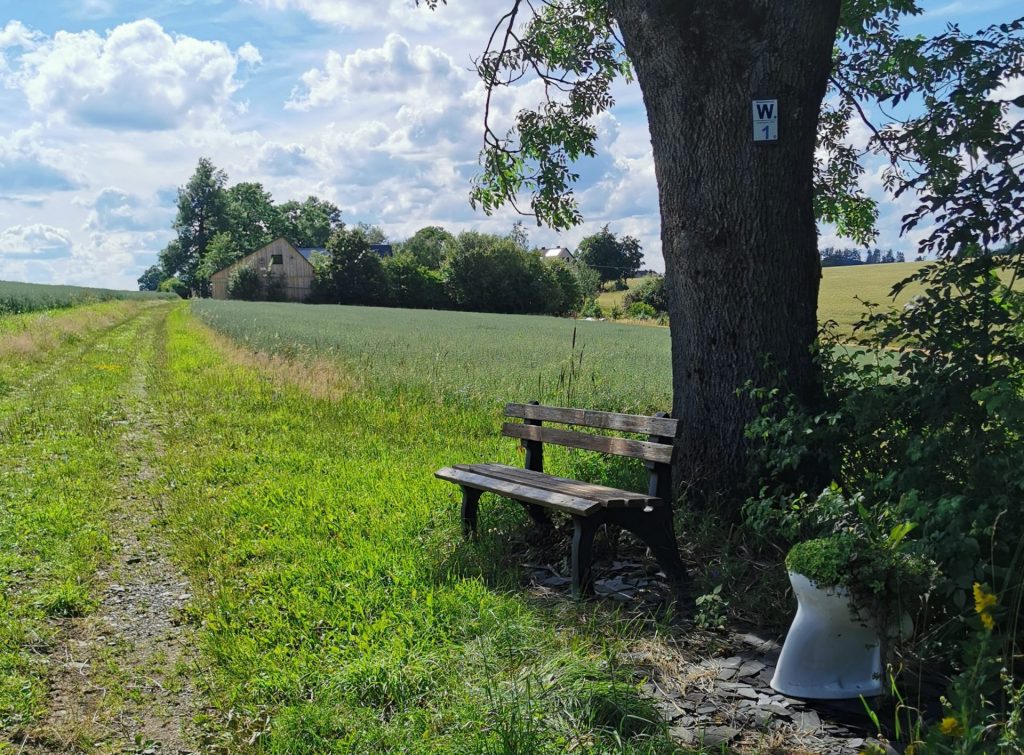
[435,467,602,515]
[501,423,675,464]
[463,464,662,508]
[505,403,678,437]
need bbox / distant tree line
[820,246,907,267]
[142,159,646,317]
[297,225,600,316]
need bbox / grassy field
[191,301,674,414]
[2,301,706,753]
[597,263,927,335]
[1,261,941,751]
[0,279,174,316]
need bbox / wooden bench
[436,401,687,597]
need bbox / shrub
[311,227,388,305]
[226,265,264,301]
[158,276,190,299]
[623,275,667,314]
[625,301,657,320]
[441,232,559,314]
[579,299,603,319]
[544,259,584,315]
[264,273,287,302]
[745,251,1024,653]
[382,253,450,309]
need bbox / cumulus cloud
[6,20,258,130]
[0,224,74,260]
[0,129,84,195]
[257,142,317,176]
[287,34,469,110]
[0,21,41,50]
[237,42,263,66]
[83,187,174,232]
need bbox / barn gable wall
[210,238,316,301]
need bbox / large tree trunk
[608,1,840,511]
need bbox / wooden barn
[210,238,323,301]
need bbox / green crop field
[0,279,174,316]
[192,300,674,413]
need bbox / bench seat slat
[502,423,674,464]
[505,403,678,437]
[435,466,602,515]
[464,464,662,509]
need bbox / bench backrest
[503,401,677,464]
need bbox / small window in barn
[271,254,284,265]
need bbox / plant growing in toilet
[770,486,935,700]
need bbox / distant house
[542,246,574,262]
[370,243,393,257]
[210,238,324,301]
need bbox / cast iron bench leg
[571,516,599,597]
[620,508,688,590]
[461,487,482,537]
[520,502,552,529]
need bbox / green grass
[0,279,175,316]
[154,308,681,752]
[0,302,168,736]
[819,261,926,335]
[595,263,927,334]
[596,278,646,312]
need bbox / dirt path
[21,305,203,754]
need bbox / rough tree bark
[607,1,841,509]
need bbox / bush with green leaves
[441,231,561,315]
[226,265,264,301]
[625,302,657,321]
[382,253,449,310]
[158,276,190,299]
[745,251,1024,645]
[310,227,388,305]
[578,299,603,319]
[623,276,667,315]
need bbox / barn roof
[296,247,327,261]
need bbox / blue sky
[0,0,1021,289]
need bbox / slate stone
[700,726,740,748]
[737,660,766,678]
[668,725,695,744]
[537,574,571,587]
[794,709,821,732]
[716,666,738,680]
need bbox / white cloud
[287,33,469,110]
[82,187,174,232]
[6,20,257,131]
[256,142,317,176]
[0,128,85,196]
[237,42,263,67]
[0,224,74,260]
[0,21,41,50]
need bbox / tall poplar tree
[172,157,229,294]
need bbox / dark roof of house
[296,247,326,261]
[370,243,393,257]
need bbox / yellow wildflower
[939,716,963,737]
[973,582,997,630]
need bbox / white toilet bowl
[770,571,883,699]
